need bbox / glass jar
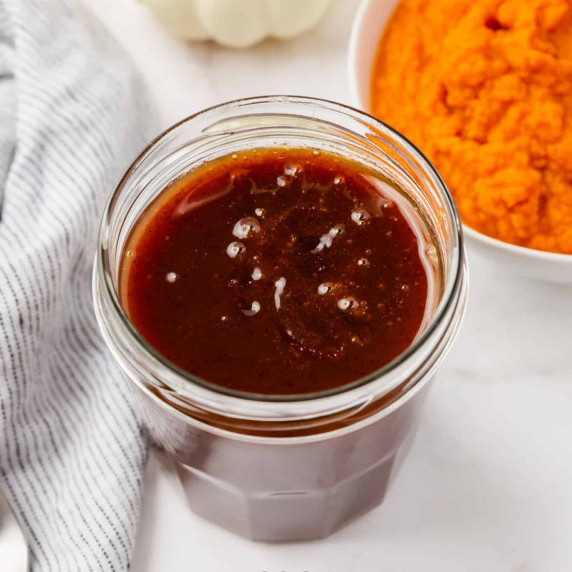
[93,96,468,541]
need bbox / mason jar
[93,96,468,541]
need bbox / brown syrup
[120,148,430,395]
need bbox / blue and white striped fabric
[0,0,156,569]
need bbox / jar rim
[96,95,465,411]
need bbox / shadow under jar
[93,96,468,542]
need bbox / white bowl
[348,0,572,283]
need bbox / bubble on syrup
[426,245,439,263]
[232,154,238,160]
[337,297,358,311]
[277,175,290,188]
[242,301,261,317]
[401,284,409,292]
[166,272,178,283]
[252,267,262,281]
[226,241,246,259]
[333,175,345,186]
[284,162,303,177]
[351,208,371,226]
[126,250,135,259]
[312,150,320,157]
[233,217,260,240]
[254,208,265,217]
[357,258,369,267]
[221,315,229,322]
[311,224,345,253]
[274,277,286,310]
[318,282,333,295]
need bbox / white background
[81,1,572,570]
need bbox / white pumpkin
[141,0,334,48]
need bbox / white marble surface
[82,1,572,570]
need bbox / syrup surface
[121,148,431,395]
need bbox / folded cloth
[0,0,157,569]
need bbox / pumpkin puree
[372,0,572,254]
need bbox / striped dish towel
[0,0,157,569]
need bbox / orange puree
[372,0,572,254]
